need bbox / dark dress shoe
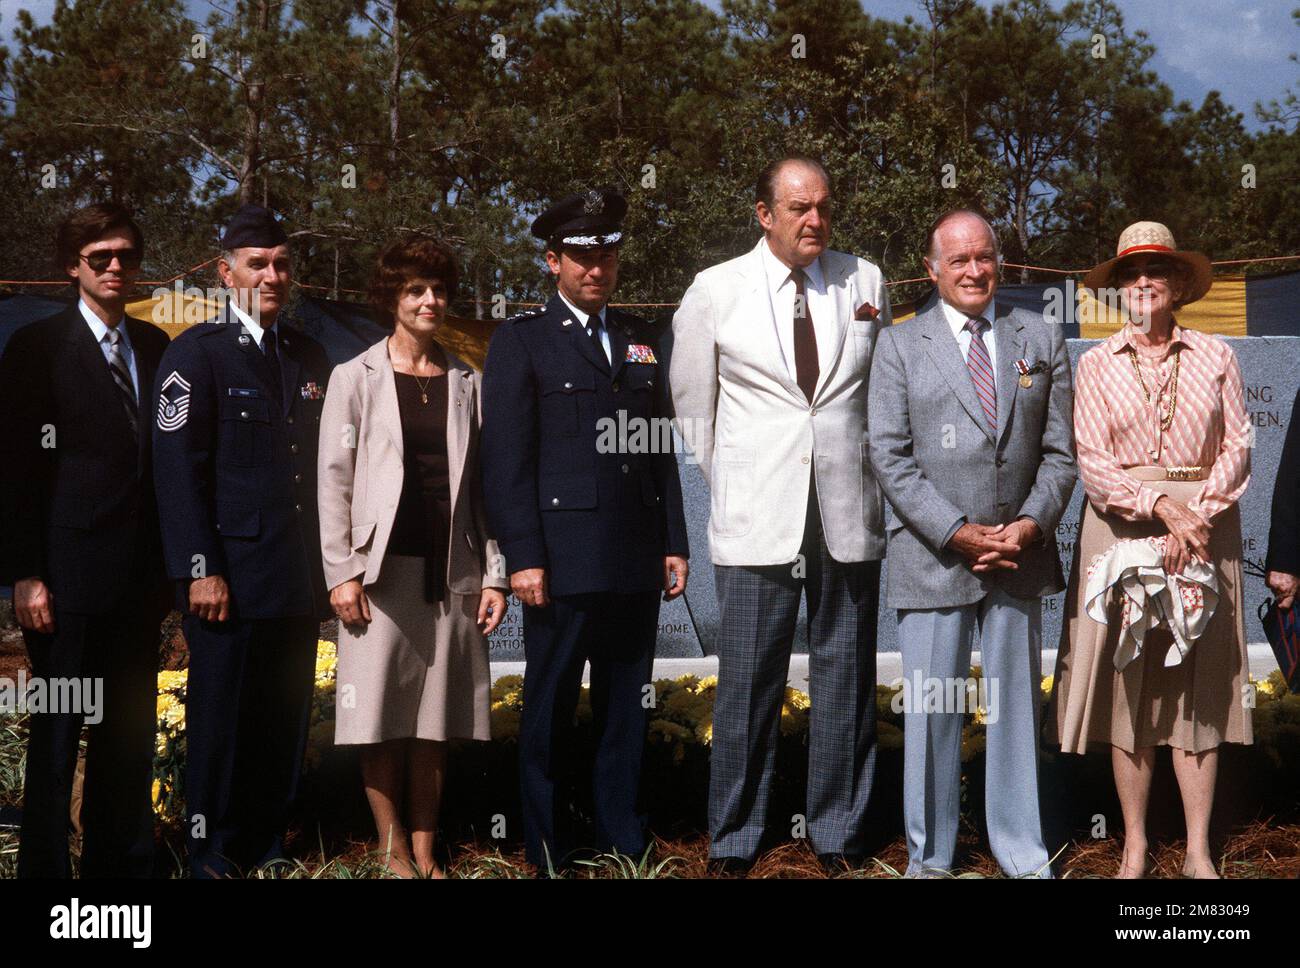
[817,852,866,875]
[707,856,754,877]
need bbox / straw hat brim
[1083,246,1213,305]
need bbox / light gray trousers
[896,586,1052,878]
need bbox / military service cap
[531,189,627,249]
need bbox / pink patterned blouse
[1073,321,1251,523]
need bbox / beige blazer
[317,337,509,595]
[670,241,891,566]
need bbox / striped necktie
[103,328,139,439]
[963,316,997,432]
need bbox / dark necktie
[964,316,997,432]
[791,268,819,403]
[263,327,283,404]
[586,314,609,368]
[103,328,139,439]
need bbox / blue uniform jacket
[151,307,332,620]
[481,294,689,596]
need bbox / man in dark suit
[481,190,690,872]
[1266,387,1300,610]
[0,202,170,878]
[151,204,331,878]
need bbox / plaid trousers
[709,479,881,860]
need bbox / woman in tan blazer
[318,238,508,878]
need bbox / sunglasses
[1115,260,1178,286]
[79,247,142,272]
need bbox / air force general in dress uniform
[481,191,689,870]
[152,205,332,877]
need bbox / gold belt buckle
[1165,466,1202,482]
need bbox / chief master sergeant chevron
[481,189,690,872]
[151,204,332,878]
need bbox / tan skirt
[335,554,491,745]
[1048,477,1252,754]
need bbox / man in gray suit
[868,209,1076,877]
[671,157,890,873]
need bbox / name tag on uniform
[625,344,657,364]
[300,381,324,400]
[227,387,263,398]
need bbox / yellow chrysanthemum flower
[490,706,521,741]
[784,687,811,712]
[491,674,525,703]
[157,668,188,690]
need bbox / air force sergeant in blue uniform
[152,205,331,877]
[481,191,690,870]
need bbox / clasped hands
[948,518,1041,573]
[1152,495,1211,577]
[951,498,1212,577]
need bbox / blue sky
[3,0,1296,130]
[861,0,1297,130]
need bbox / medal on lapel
[1014,358,1049,388]
[625,343,658,365]
[1014,358,1033,388]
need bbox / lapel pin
[237,333,251,347]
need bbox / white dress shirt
[760,238,836,384]
[79,298,139,398]
[229,300,279,350]
[940,297,998,393]
[557,290,611,365]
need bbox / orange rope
[1000,255,1300,275]
[1209,254,1300,267]
[293,280,368,296]
[5,254,1300,301]
[146,256,221,285]
[1000,262,1080,275]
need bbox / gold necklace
[413,372,432,405]
[1126,345,1180,432]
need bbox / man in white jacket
[669,156,890,873]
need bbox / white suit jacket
[670,240,891,565]
[317,337,509,595]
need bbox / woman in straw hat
[1048,222,1252,879]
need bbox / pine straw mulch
[279,819,1300,879]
